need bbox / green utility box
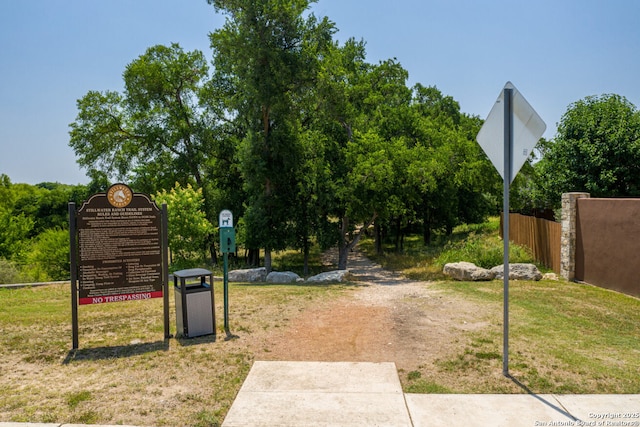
[220,227,236,254]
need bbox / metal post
[223,252,230,336]
[68,203,79,350]
[503,87,513,376]
[209,271,216,339]
[162,204,170,339]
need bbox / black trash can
[173,268,215,338]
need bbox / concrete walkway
[1,362,637,427]
[222,361,640,427]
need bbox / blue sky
[1,0,638,185]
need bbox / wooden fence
[501,213,561,273]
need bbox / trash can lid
[173,268,213,278]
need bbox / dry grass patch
[0,282,351,426]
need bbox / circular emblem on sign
[107,184,133,208]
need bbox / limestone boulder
[443,262,495,281]
[228,267,267,282]
[306,270,350,284]
[490,264,542,281]
[266,271,303,283]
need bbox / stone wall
[560,192,590,281]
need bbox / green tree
[0,209,33,260]
[308,38,433,267]
[208,0,335,271]
[0,176,35,259]
[154,183,214,269]
[69,43,240,261]
[536,94,640,207]
[406,86,497,245]
[70,44,212,189]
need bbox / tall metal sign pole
[502,87,513,376]
[69,202,79,349]
[477,82,545,376]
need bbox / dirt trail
[259,247,491,373]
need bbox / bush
[435,232,533,269]
[24,228,70,281]
[0,258,29,284]
[154,183,214,268]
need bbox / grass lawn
[415,279,640,394]
[360,219,640,395]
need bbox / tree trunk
[394,216,402,253]
[374,219,383,255]
[247,248,260,266]
[423,204,432,245]
[337,243,349,271]
[209,239,218,266]
[303,238,310,276]
[337,213,378,270]
[337,216,350,270]
[423,226,431,245]
[264,248,272,273]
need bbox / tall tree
[408,86,497,244]
[70,44,213,190]
[208,0,334,271]
[536,94,640,207]
[69,43,239,262]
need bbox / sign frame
[69,184,170,349]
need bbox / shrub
[24,228,70,281]
[0,258,29,284]
[435,232,533,269]
[154,183,214,269]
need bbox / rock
[543,272,559,281]
[228,267,267,282]
[306,270,350,283]
[490,264,542,281]
[266,271,303,283]
[443,262,495,281]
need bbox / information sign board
[76,184,163,305]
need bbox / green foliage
[63,0,532,272]
[70,43,213,190]
[0,176,87,282]
[155,183,214,268]
[435,231,533,269]
[361,217,534,280]
[24,228,70,281]
[0,258,29,284]
[210,0,336,270]
[536,94,640,207]
[0,209,34,260]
